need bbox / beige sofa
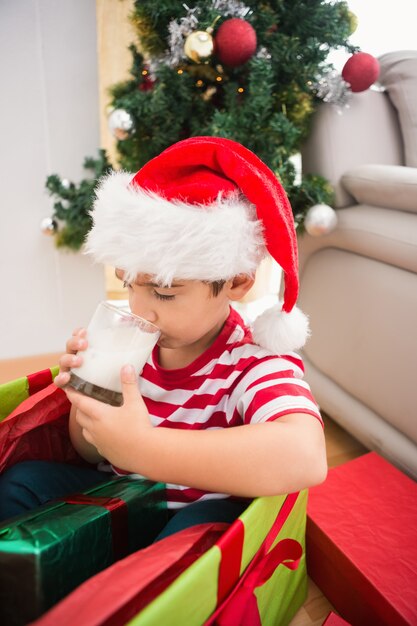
[298,51,417,479]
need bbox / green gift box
[0,476,168,626]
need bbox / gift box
[322,612,351,625]
[0,477,168,626]
[0,366,59,423]
[307,452,417,626]
[34,490,308,626]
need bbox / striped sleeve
[233,356,322,425]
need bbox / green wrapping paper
[0,476,168,626]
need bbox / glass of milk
[67,301,160,406]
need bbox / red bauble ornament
[139,69,155,92]
[342,52,380,92]
[214,18,257,68]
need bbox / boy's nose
[131,303,158,325]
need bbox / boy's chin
[157,337,177,349]
[158,336,192,350]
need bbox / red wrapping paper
[307,452,417,626]
[0,383,86,473]
[62,495,129,561]
[32,522,229,626]
[322,612,351,625]
[27,369,55,396]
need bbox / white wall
[329,0,417,69]
[0,0,106,359]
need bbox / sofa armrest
[342,164,417,213]
[301,90,404,208]
[298,205,417,276]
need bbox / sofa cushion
[378,51,417,167]
[342,164,417,213]
[300,247,417,447]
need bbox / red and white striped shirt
[112,307,322,508]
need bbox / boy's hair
[208,280,226,297]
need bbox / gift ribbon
[216,491,299,604]
[213,538,302,626]
[27,369,54,396]
[63,495,129,561]
[207,491,302,625]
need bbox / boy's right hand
[54,328,88,388]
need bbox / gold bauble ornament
[184,30,214,63]
[347,10,358,35]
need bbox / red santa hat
[86,136,309,354]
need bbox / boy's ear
[227,274,255,301]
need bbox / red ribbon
[215,538,302,626]
[63,494,129,561]
[27,369,54,396]
[216,518,245,603]
[207,492,302,625]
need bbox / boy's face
[115,269,231,352]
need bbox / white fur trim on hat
[85,171,267,285]
[252,304,310,354]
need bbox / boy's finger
[82,428,94,445]
[121,365,142,406]
[66,335,88,354]
[60,354,83,371]
[65,387,104,415]
[54,372,70,387]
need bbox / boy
[0,137,326,533]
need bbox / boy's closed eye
[122,279,176,301]
[152,291,176,301]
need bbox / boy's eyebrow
[114,269,184,288]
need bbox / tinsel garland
[311,70,352,108]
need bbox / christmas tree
[46,0,357,251]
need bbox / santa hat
[85,136,309,354]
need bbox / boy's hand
[54,328,88,388]
[64,365,153,472]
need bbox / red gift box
[307,452,417,626]
[322,611,351,625]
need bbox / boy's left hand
[65,365,152,472]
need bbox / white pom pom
[252,304,310,354]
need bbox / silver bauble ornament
[61,178,71,189]
[304,204,337,236]
[108,108,135,140]
[40,217,58,235]
[184,30,214,63]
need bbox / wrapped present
[0,366,59,423]
[307,452,417,626]
[34,489,308,626]
[0,477,168,626]
[0,370,85,473]
[322,612,352,625]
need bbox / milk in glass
[68,302,160,406]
